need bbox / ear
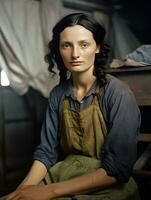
[95,45,101,53]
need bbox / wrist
[45,184,58,199]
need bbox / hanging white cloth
[0,0,63,97]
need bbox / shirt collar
[64,78,97,99]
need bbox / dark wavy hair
[45,13,110,86]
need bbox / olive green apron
[45,86,140,200]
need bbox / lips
[70,61,83,66]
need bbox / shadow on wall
[0,86,48,197]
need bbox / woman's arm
[101,76,141,183]
[6,160,48,200]
[19,160,47,186]
[6,167,116,200]
[49,167,116,198]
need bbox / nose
[71,46,80,59]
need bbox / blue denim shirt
[33,74,141,183]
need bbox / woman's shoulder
[48,80,70,103]
[101,74,135,106]
[105,74,132,95]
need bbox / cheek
[60,51,69,61]
[84,49,96,60]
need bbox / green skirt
[44,155,140,200]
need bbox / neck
[73,74,96,90]
[72,73,96,102]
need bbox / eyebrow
[60,40,90,43]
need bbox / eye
[61,42,71,49]
[81,42,89,48]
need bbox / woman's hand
[6,185,54,200]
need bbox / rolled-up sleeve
[33,87,60,169]
[101,77,141,183]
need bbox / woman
[6,13,141,200]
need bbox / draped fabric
[94,11,141,60]
[0,0,63,97]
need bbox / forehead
[59,25,94,41]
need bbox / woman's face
[59,25,100,74]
